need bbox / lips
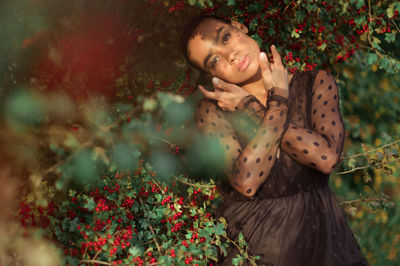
[238,54,250,72]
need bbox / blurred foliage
[0,0,399,265]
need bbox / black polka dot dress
[195,70,368,265]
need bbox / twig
[342,139,400,160]
[340,196,393,207]
[151,177,166,195]
[335,166,370,175]
[138,197,162,255]
[390,15,400,32]
[282,0,295,14]
[79,259,111,265]
[221,235,257,266]
[82,244,89,260]
[92,248,101,261]
[335,157,400,175]
[152,135,175,148]
[175,178,216,189]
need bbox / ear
[230,20,248,34]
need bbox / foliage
[20,163,250,265]
[0,0,400,265]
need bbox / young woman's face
[187,19,261,85]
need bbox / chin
[236,61,260,85]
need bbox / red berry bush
[19,160,259,265]
[1,0,400,265]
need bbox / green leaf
[213,223,226,235]
[354,16,365,26]
[69,217,79,232]
[140,219,149,229]
[84,196,95,211]
[352,0,365,9]
[295,10,306,21]
[291,29,300,38]
[367,53,378,65]
[66,256,79,266]
[385,32,396,43]
[227,0,235,6]
[129,245,144,257]
[232,255,244,266]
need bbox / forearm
[229,97,288,196]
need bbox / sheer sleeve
[195,95,288,197]
[280,70,345,173]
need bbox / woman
[181,14,368,265]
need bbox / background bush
[0,0,400,265]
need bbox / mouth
[238,54,250,72]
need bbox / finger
[259,52,271,72]
[212,77,233,92]
[198,85,218,100]
[270,44,283,67]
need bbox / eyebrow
[203,26,225,69]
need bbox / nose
[228,50,238,65]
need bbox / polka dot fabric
[195,70,368,265]
[280,70,345,174]
[195,93,288,197]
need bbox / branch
[79,259,112,265]
[341,139,400,160]
[335,165,370,175]
[340,196,393,208]
[138,197,162,255]
[221,235,258,266]
[335,157,400,175]
[175,178,216,189]
[152,135,176,148]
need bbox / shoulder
[314,69,334,82]
[310,70,337,92]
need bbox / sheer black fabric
[194,70,368,265]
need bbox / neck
[239,69,293,106]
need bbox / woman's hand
[198,77,249,112]
[259,45,289,92]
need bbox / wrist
[235,94,257,110]
[267,87,289,107]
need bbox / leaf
[83,196,95,211]
[363,170,372,183]
[385,33,396,43]
[291,29,300,38]
[218,216,227,226]
[69,217,79,232]
[347,206,358,216]
[386,3,395,18]
[348,158,356,169]
[220,245,227,256]
[227,0,235,6]
[372,37,381,48]
[140,219,149,229]
[66,256,79,266]
[129,245,144,257]
[295,10,306,21]
[232,255,244,266]
[367,53,378,65]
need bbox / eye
[222,32,230,44]
[210,56,219,68]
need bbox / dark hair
[180,14,230,72]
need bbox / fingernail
[212,77,219,84]
[260,52,267,59]
[272,44,275,48]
